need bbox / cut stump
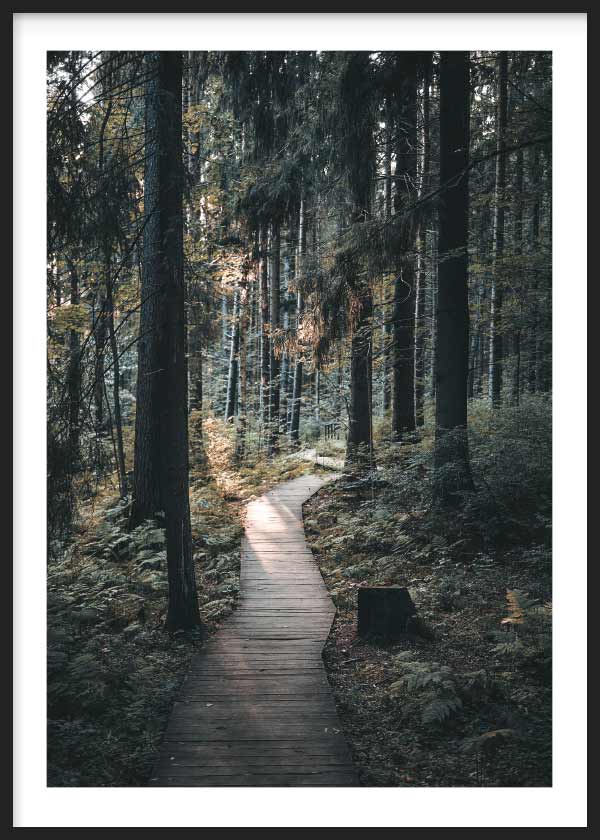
[357,586,417,639]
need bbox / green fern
[422,694,463,725]
[389,658,463,728]
[493,633,526,657]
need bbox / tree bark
[280,243,291,433]
[429,228,438,401]
[527,146,540,393]
[235,273,249,461]
[134,51,200,630]
[93,291,108,431]
[488,52,509,407]
[346,290,374,466]
[414,230,427,427]
[290,340,303,445]
[533,148,551,395]
[268,221,281,454]
[66,258,81,457]
[290,200,305,446]
[341,53,375,470]
[510,146,524,407]
[259,225,271,447]
[382,114,393,414]
[218,289,228,411]
[224,285,240,422]
[390,58,418,442]
[433,52,473,507]
[414,61,431,429]
[106,277,128,497]
[391,266,415,440]
[131,55,163,523]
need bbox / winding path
[150,474,357,786]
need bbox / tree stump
[357,586,417,639]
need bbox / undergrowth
[47,412,321,786]
[304,396,552,786]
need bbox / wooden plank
[165,728,348,743]
[173,696,338,706]
[159,739,351,755]
[155,762,355,777]
[150,773,357,787]
[156,758,351,772]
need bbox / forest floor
[47,415,329,786]
[303,433,552,787]
[48,399,552,788]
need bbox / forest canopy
[47,49,552,538]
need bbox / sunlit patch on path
[150,474,357,786]
[291,449,345,472]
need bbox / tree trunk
[106,278,128,498]
[346,290,374,467]
[433,52,473,507]
[391,267,415,440]
[533,148,551,395]
[527,146,540,393]
[135,51,200,630]
[280,246,290,433]
[290,343,303,445]
[252,264,261,441]
[93,291,108,431]
[131,55,164,524]
[429,229,438,401]
[382,319,392,415]
[469,274,486,400]
[247,256,258,430]
[191,335,205,455]
[221,288,229,411]
[382,115,393,414]
[467,326,480,400]
[66,259,81,457]
[470,197,490,399]
[268,221,281,454]
[290,200,305,446]
[340,54,375,470]
[235,274,249,462]
[414,231,426,427]
[259,225,271,447]
[511,332,522,407]
[488,52,508,407]
[391,58,418,441]
[414,59,431,428]
[184,56,206,460]
[511,146,524,407]
[92,64,112,437]
[224,285,240,422]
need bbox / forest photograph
[44,45,554,791]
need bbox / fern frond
[421,694,462,725]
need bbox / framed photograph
[13,9,587,829]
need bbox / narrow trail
[293,449,345,472]
[150,474,357,786]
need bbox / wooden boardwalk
[150,474,357,787]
